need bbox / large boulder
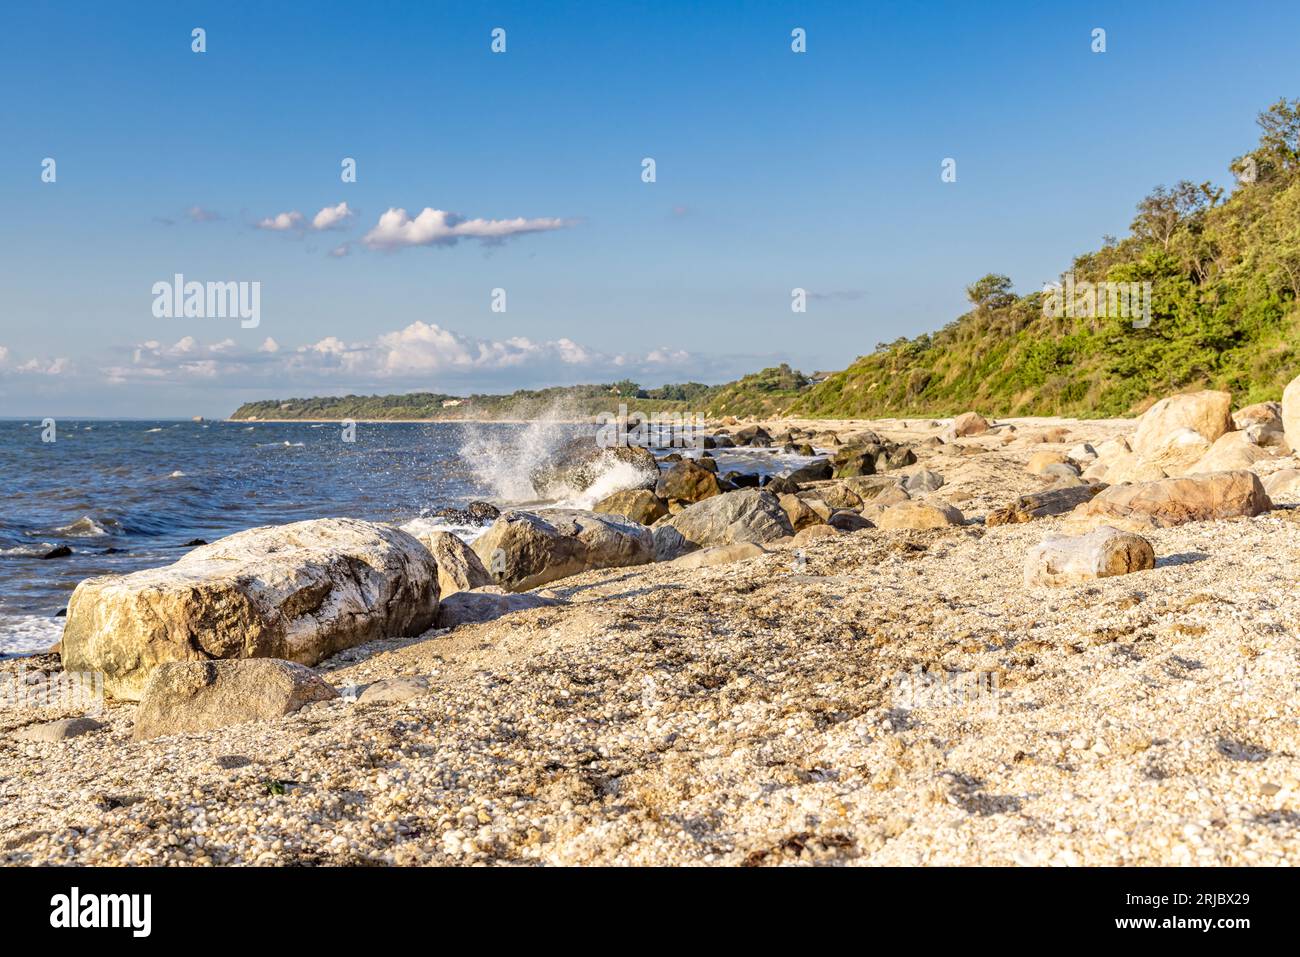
[593,488,669,525]
[1282,376,1300,453]
[1188,431,1272,474]
[1131,390,1233,458]
[876,500,964,530]
[779,493,826,532]
[1234,401,1283,433]
[655,460,722,505]
[1264,469,1300,499]
[950,412,991,437]
[1024,526,1155,587]
[652,489,793,560]
[732,425,773,447]
[530,435,659,498]
[133,659,338,740]
[1067,470,1271,530]
[399,521,493,598]
[1138,427,1213,476]
[471,509,653,592]
[62,518,440,700]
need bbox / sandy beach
[4,411,1297,866]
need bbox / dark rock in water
[656,460,722,504]
[712,435,736,449]
[701,436,717,449]
[788,459,833,483]
[783,442,816,456]
[831,441,916,477]
[531,436,659,497]
[696,456,718,473]
[182,539,208,547]
[721,471,760,488]
[764,475,802,494]
[40,545,72,559]
[660,453,683,463]
[433,501,500,527]
[55,608,67,618]
[100,547,124,555]
[733,425,773,447]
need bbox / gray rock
[357,676,429,705]
[13,717,104,743]
[903,468,944,493]
[653,488,794,560]
[133,659,339,740]
[436,589,564,629]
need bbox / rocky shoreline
[3,389,1299,866]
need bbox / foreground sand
[2,416,1298,866]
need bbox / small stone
[13,717,104,743]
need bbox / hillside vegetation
[231,366,812,422]
[790,98,1300,419]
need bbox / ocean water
[0,419,819,656]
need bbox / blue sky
[2,0,1298,416]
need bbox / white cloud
[257,210,304,231]
[95,323,754,397]
[362,207,575,250]
[0,345,70,377]
[312,202,355,230]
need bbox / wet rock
[788,459,833,483]
[655,460,723,504]
[432,501,500,527]
[593,488,669,525]
[472,509,654,592]
[530,436,659,498]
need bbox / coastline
[6,406,1299,865]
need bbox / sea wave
[0,615,64,657]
